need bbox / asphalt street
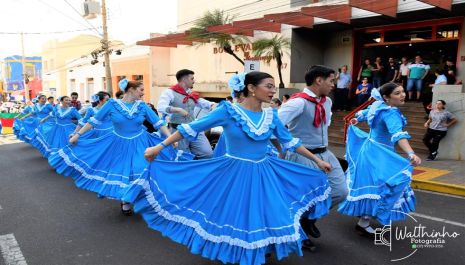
[1,142,464,265]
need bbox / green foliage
[252,35,290,65]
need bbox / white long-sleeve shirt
[278,88,332,127]
[157,88,214,116]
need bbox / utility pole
[101,0,112,94]
[20,32,30,102]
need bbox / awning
[137,0,457,47]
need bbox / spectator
[355,77,373,105]
[79,99,92,116]
[70,92,82,110]
[446,69,457,85]
[429,69,447,88]
[334,65,352,111]
[385,57,399,84]
[270,98,282,109]
[47,96,55,106]
[407,55,430,101]
[397,57,410,88]
[282,94,290,103]
[357,58,373,83]
[372,57,384,88]
[225,96,233,103]
[115,90,124,99]
[444,58,456,74]
[423,100,458,160]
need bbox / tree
[189,9,247,65]
[252,35,290,88]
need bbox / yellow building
[41,34,123,97]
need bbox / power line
[63,0,102,36]
[0,27,102,35]
[43,42,125,75]
[34,0,100,36]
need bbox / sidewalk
[330,145,465,197]
[0,134,21,145]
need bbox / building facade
[140,0,465,159]
[41,34,123,98]
[143,0,465,99]
[2,55,42,101]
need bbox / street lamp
[82,0,112,94]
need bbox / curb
[412,179,465,197]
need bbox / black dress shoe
[120,203,133,216]
[301,239,317,252]
[355,224,375,238]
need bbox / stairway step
[328,139,428,154]
[329,126,426,135]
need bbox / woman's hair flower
[118,79,129,92]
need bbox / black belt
[306,147,327,154]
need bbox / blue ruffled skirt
[48,130,194,200]
[78,126,113,140]
[13,119,24,140]
[123,154,331,265]
[338,126,416,225]
[18,118,39,143]
[32,122,76,158]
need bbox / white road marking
[0,234,27,265]
[410,213,465,228]
[414,189,465,200]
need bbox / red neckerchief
[169,84,199,104]
[290,92,327,128]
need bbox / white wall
[323,30,353,73]
[432,85,465,160]
[66,57,105,101]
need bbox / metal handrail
[342,98,375,140]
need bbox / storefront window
[362,32,381,45]
[384,27,432,42]
[436,24,460,39]
[132,75,143,81]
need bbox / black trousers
[423,128,447,154]
[334,88,350,110]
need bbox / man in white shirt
[157,69,214,159]
[397,57,410,89]
[278,65,348,251]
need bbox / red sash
[291,93,327,127]
[170,84,199,104]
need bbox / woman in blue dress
[338,82,421,236]
[73,91,113,140]
[123,72,332,265]
[19,95,54,144]
[48,79,192,215]
[32,96,81,158]
[14,99,37,141]
[213,89,279,158]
